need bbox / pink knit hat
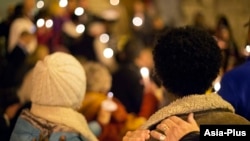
[30,52,86,109]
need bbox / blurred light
[140,67,149,79]
[45,19,53,28]
[36,18,45,28]
[107,92,114,99]
[74,7,84,16]
[59,0,68,7]
[76,24,85,34]
[103,48,114,58]
[132,16,143,27]
[213,82,221,92]
[101,9,119,21]
[110,0,119,6]
[100,33,109,43]
[246,45,250,53]
[36,0,44,9]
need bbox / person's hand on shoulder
[122,113,200,141]
[150,113,200,141]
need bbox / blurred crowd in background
[0,0,249,141]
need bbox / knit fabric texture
[30,52,86,109]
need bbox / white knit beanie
[30,52,86,109]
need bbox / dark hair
[115,38,144,64]
[11,3,24,20]
[217,15,230,29]
[153,26,222,96]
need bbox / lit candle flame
[140,67,149,79]
[246,45,250,53]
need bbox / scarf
[31,104,98,141]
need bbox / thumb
[187,113,196,124]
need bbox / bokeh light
[132,17,143,27]
[213,82,221,92]
[103,48,114,58]
[36,0,44,9]
[74,7,84,16]
[110,0,119,6]
[59,0,68,8]
[36,18,45,28]
[246,45,250,53]
[45,19,53,28]
[100,33,110,43]
[76,24,85,34]
[140,67,149,78]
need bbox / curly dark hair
[153,26,222,96]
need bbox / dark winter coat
[140,93,250,141]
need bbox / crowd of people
[0,0,250,141]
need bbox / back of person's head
[10,3,24,20]
[153,26,222,96]
[84,61,112,93]
[115,38,145,64]
[30,52,86,109]
[216,15,230,29]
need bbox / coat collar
[141,93,235,129]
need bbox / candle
[140,67,150,86]
[98,92,117,125]
[140,67,149,78]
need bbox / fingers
[187,113,200,131]
[123,114,198,141]
[151,114,197,141]
[157,123,169,132]
[150,130,166,141]
[187,113,196,124]
[152,120,174,141]
[122,129,150,141]
[166,115,186,126]
[159,116,178,131]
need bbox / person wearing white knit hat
[10,52,99,141]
